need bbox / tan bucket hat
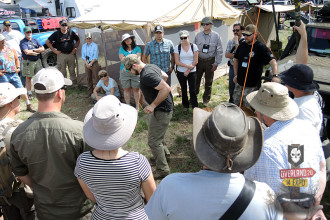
[193,103,263,173]
[246,82,299,121]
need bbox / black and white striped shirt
[75,151,151,220]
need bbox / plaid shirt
[144,39,174,72]
[244,119,325,196]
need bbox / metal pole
[294,0,301,48]
[101,28,108,68]
[271,0,280,54]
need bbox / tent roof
[255,2,317,12]
[153,0,242,28]
[70,0,186,30]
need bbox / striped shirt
[144,39,174,72]
[74,151,151,220]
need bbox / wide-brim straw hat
[83,95,137,150]
[193,103,263,173]
[246,82,299,121]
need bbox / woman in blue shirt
[92,70,120,101]
[119,33,141,108]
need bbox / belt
[198,57,215,62]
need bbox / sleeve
[169,40,174,53]
[74,154,83,179]
[214,34,223,66]
[19,40,27,52]
[174,45,179,54]
[145,182,169,220]
[135,46,141,54]
[36,39,43,48]
[9,142,29,176]
[140,68,162,88]
[260,44,274,65]
[96,80,102,88]
[138,154,151,182]
[72,31,80,42]
[47,31,56,42]
[81,44,86,60]
[226,40,233,53]
[93,43,98,60]
[193,43,198,52]
[119,46,125,55]
[144,42,150,56]
[109,78,117,89]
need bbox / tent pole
[101,29,108,68]
[271,0,280,52]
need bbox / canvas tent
[153,0,242,27]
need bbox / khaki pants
[86,61,100,96]
[57,53,77,85]
[148,110,173,174]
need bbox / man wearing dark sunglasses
[20,26,45,100]
[194,16,223,106]
[46,19,80,88]
[233,24,278,107]
[225,23,244,103]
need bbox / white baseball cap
[33,67,72,94]
[0,83,26,107]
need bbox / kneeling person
[92,70,120,101]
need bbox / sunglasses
[61,24,68,27]
[201,23,210,26]
[61,85,67,90]
[180,37,187,40]
[100,74,107,78]
[243,33,252,37]
[233,29,240,32]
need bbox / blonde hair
[98,70,107,77]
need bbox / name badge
[202,44,210,53]
[242,62,248,68]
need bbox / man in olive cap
[194,16,223,106]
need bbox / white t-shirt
[174,43,198,73]
[3,30,24,57]
[294,94,323,133]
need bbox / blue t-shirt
[119,46,141,70]
[96,78,120,97]
[20,38,43,61]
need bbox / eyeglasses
[201,23,210,26]
[61,24,67,27]
[25,31,32,34]
[180,37,187,40]
[233,29,240,32]
[86,38,92,39]
[243,33,252,37]
[61,85,67,90]
[100,74,107,78]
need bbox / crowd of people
[0,16,328,220]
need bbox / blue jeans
[0,72,24,88]
[229,65,235,103]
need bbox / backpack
[0,120,20,206]
[175,43,194,73]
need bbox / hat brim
[242,30,253,35]
[122,35,135,42]
[246,91,299,121]
[64,78,72,86]
[83,102,137,150]
[280,72,319,92]
[0,88,27,107]
[192,108,263,173]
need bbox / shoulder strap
[2,121,20,137]
[190,43,194,53]
[219,179,256,220]
[178,44,181,55]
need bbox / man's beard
[132,69,139,76]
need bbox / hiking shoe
[26,104,36,113]
[28,94,33,100]
[203,101,209,106]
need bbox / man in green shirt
[10,67,94,219]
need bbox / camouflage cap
[123,54,140,71]
[243,24,257,35]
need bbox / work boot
[26,104,36,113]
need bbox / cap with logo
[33,67,72,94]
[23,26,32,33]
[154,25,164,33]
[3,20,11,26]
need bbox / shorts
[22,59,43,77]
[119,69,140,89]
[0,73,24,88]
